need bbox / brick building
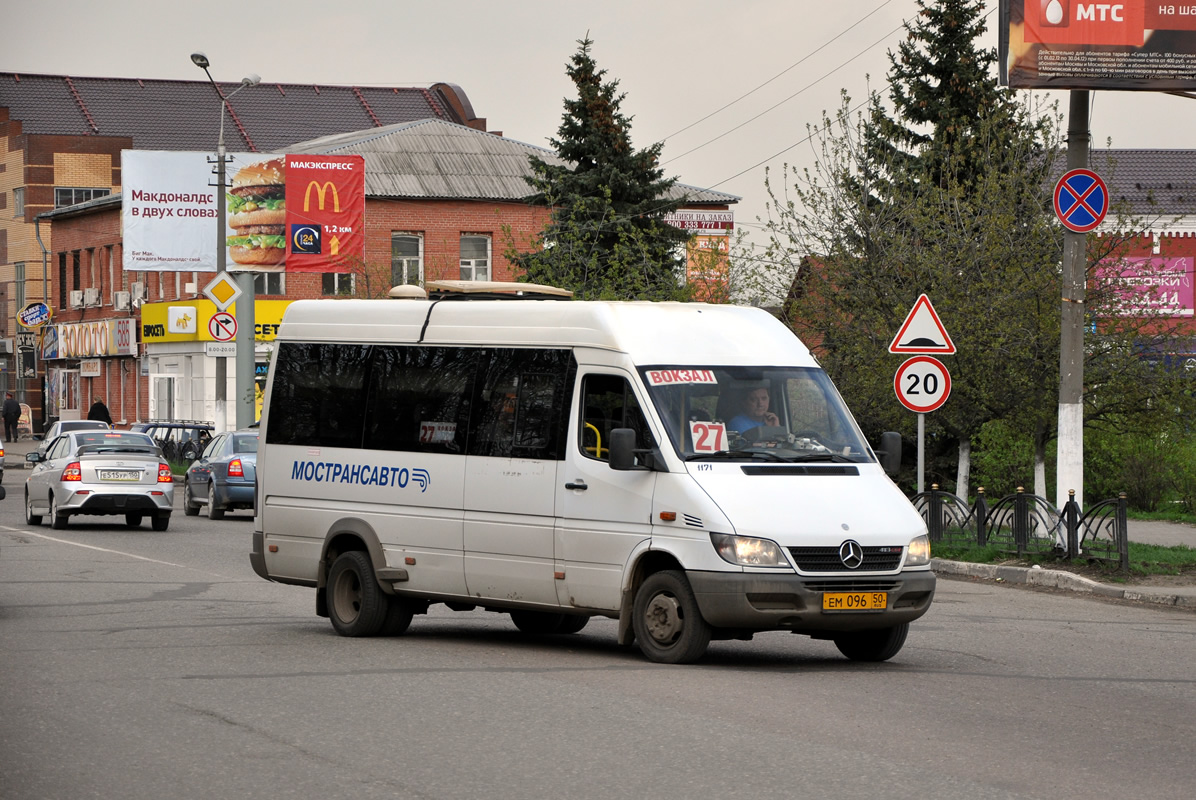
[1,71,492,428]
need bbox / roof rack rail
[390,280,573,301]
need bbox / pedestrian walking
[87,396,113,427]
[2,392,20,442]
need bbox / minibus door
[555,372,657,612]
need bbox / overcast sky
[5,0,1193,254]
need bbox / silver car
[25,430,174,531]
[33,419,112,460]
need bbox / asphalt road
[1,489,1195,799]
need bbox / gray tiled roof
[0,72,459,152]
[1062,149,1196,217]
[286,118,741,205]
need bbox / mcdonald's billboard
[121,150,365,273]
[283,155,365,273]
[1000,0,1196,89]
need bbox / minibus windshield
[640,366,875,463]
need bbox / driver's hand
[764,412,779,426]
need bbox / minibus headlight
[906,534,931,566]
[710,533,789,567]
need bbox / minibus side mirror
[609,428,639,470]
[877,431,902,477]
[608,428,665,472]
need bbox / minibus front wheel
[632,571,712,664]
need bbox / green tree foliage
[766,0,1196,500]
[509,36,691,300]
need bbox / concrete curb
[933,558,1196,610]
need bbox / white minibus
[251,282,935,663]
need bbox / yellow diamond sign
[203,271,243,312]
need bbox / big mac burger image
[227,157,286,269]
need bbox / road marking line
[0,525,231,577]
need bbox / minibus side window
[579,374,653,462]
[267,342,370,449]
[469,348,574,460]
[364,346,474,454]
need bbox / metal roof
[285,118,740,205]
[0,72,465,152]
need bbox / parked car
[33,419,112,460]
[184,429,258,520]
[129,419,214,462]
[25,430,174,531]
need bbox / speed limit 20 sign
[894,356,951,413]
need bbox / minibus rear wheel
[833,622,908,662]
[328,551,389,636]
[632,570,711,664]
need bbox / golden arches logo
[303,181,341,212]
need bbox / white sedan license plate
[99,470,141,481]
[822,592,887,611]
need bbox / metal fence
[912,486,1130,570]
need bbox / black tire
[632,570,711,664]
[510,610,567,634]
[207,482,225,520]
[125,513,143,527]
[327,551,389,637]
[50,494,68,530]
[25,491,42,526]
[151,513,170,532]
[554,614,590,635]
[833,623,909,662]
[380,595,416,636]
[183,481,200,516]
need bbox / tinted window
[267,342,370,448]
[364,346,475,455]
[469,349,573,460]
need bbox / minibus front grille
[803,580,901,592]
[787,546,903,572]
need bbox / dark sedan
[183,430,258,520]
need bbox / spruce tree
[512,37,690,300]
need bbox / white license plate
[99,470,141,481]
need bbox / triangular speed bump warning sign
[889,294,955,354]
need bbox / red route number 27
[689,420,727,452]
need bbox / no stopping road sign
[894,356,951,413]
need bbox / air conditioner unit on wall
[83,287,101,307]
[130,281,147,302]
[68,289,84,309]
[113,291,131,311]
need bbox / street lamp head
[190,52,210,69]
[241,73,261,87]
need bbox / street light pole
[191,53,259,431]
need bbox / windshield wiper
[686,449,789,463]
[786,452,857,463]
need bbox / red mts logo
[1024,0,1145,46]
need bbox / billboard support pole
[192,53,260,432]
[1057,89,1089,510]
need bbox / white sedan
[25,430,174,531]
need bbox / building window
[460,235,490,281]
[72,251,81,291]
[391,233,423,286]
[54,187,110,208]
[253,273,285,295]
[322,272,355,296]
[13,187,24,217]
[15,262,25,309]
[58,253,67,309]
